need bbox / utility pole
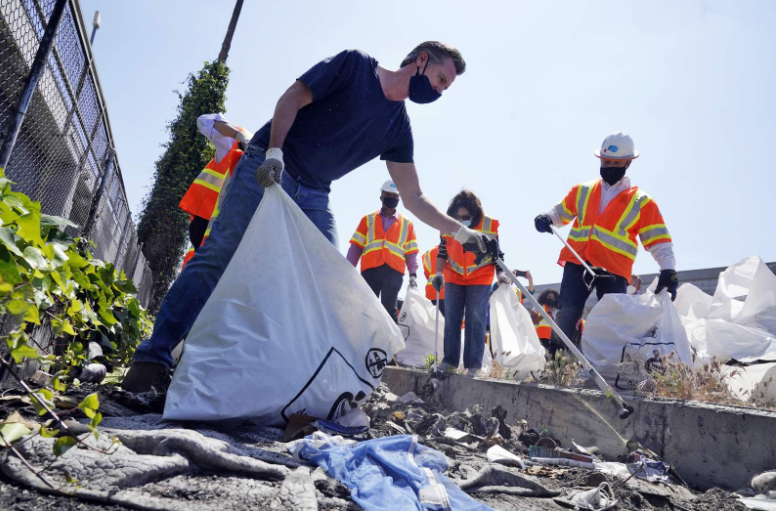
[218,0,244,63]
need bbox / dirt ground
[0,379,751,511]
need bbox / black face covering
[382,197,400,209]
[600,166,626,186]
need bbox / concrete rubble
[1,377,765,510]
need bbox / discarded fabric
[292,432,494,510]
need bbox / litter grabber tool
[433,287,441,372]
[550,226,615,291]
[476,237,634,419]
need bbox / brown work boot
[121,362,169,393]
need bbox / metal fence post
[113,210,131,267]
[83,149,114,237]
[0,0,68,169]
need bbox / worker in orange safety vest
[348,180,419,321]
[179,113,252,268]
[534,132,678,351]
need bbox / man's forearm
[214,120,239,139]
[404,193,459,235]
[436,257,445,274]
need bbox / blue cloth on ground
[292,432,494,511]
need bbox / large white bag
[163,187,404,426]
[396,287,443,368]
[489,286,546,380]
[676,256,776,365]
[582,290,694,389]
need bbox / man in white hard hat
[348,180,420,321]
[534,132,678,351]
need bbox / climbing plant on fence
[137,60,230,313]
[0,165,153,484]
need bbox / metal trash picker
[477,237,634,419]
[433,288,441,373]
[550,225,615,290]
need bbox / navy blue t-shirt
[255,50,414,191]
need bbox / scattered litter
[531,457,595,469]
[486,445,526,469]
[626,449,674,484]
[572,439,600,456]
[555,482,618,510]
[313,419,369,437]
[594,461,631,480]
[740,470,776,510]
[529,445,595,464]
[397,391,424,405]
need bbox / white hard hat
[594,132,639,160]
[381,180,399,194]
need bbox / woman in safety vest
[432,190,509,377]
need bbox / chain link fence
[0,0,155,307]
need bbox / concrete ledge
[383,366,776,491]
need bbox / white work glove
[431,272,444,292]
[454,225,489,259]
[498,272,511,286]
[409,275,418,289]
[235,130,251,150]
[256,147,284,188]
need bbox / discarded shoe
[121,362,169,393]
[437,361,456,373]
[465,368,482,378]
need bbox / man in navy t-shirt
[125,41,493,392]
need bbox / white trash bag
[489,286,546,380]
[676,256,776,365]
[163,186,404,426]
[582,289,694,390]
[396,287,443,368]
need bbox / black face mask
[382,197,400,209]
[600,166,626,186]
[408,61,442,104]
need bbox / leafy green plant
[423,353,438,371]
[0,166,150,480]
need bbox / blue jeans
[551,262,627,356]
[134,141,338,368]
[442,283,490,370]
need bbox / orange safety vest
[536,305,552,340]
[179,141,243,221]
[179,143,244,271]
[514,286,526,305]
[552,179,671,280]
[443,215,499,286]
[350,211,419,274]
[422,247,445,301]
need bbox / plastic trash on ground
[489,286,546,379]
[582,289,694,389]
[163,186,405,425]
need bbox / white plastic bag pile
[164,187,405,426]
[396,285,543,378]
[675,256,776,404]
[582,289,694,389]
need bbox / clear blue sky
[80,0,776,288]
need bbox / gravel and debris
[0,379,753,510]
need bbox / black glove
[431,273,444,292]
[534,215,553,234]
[655,269,678,301]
